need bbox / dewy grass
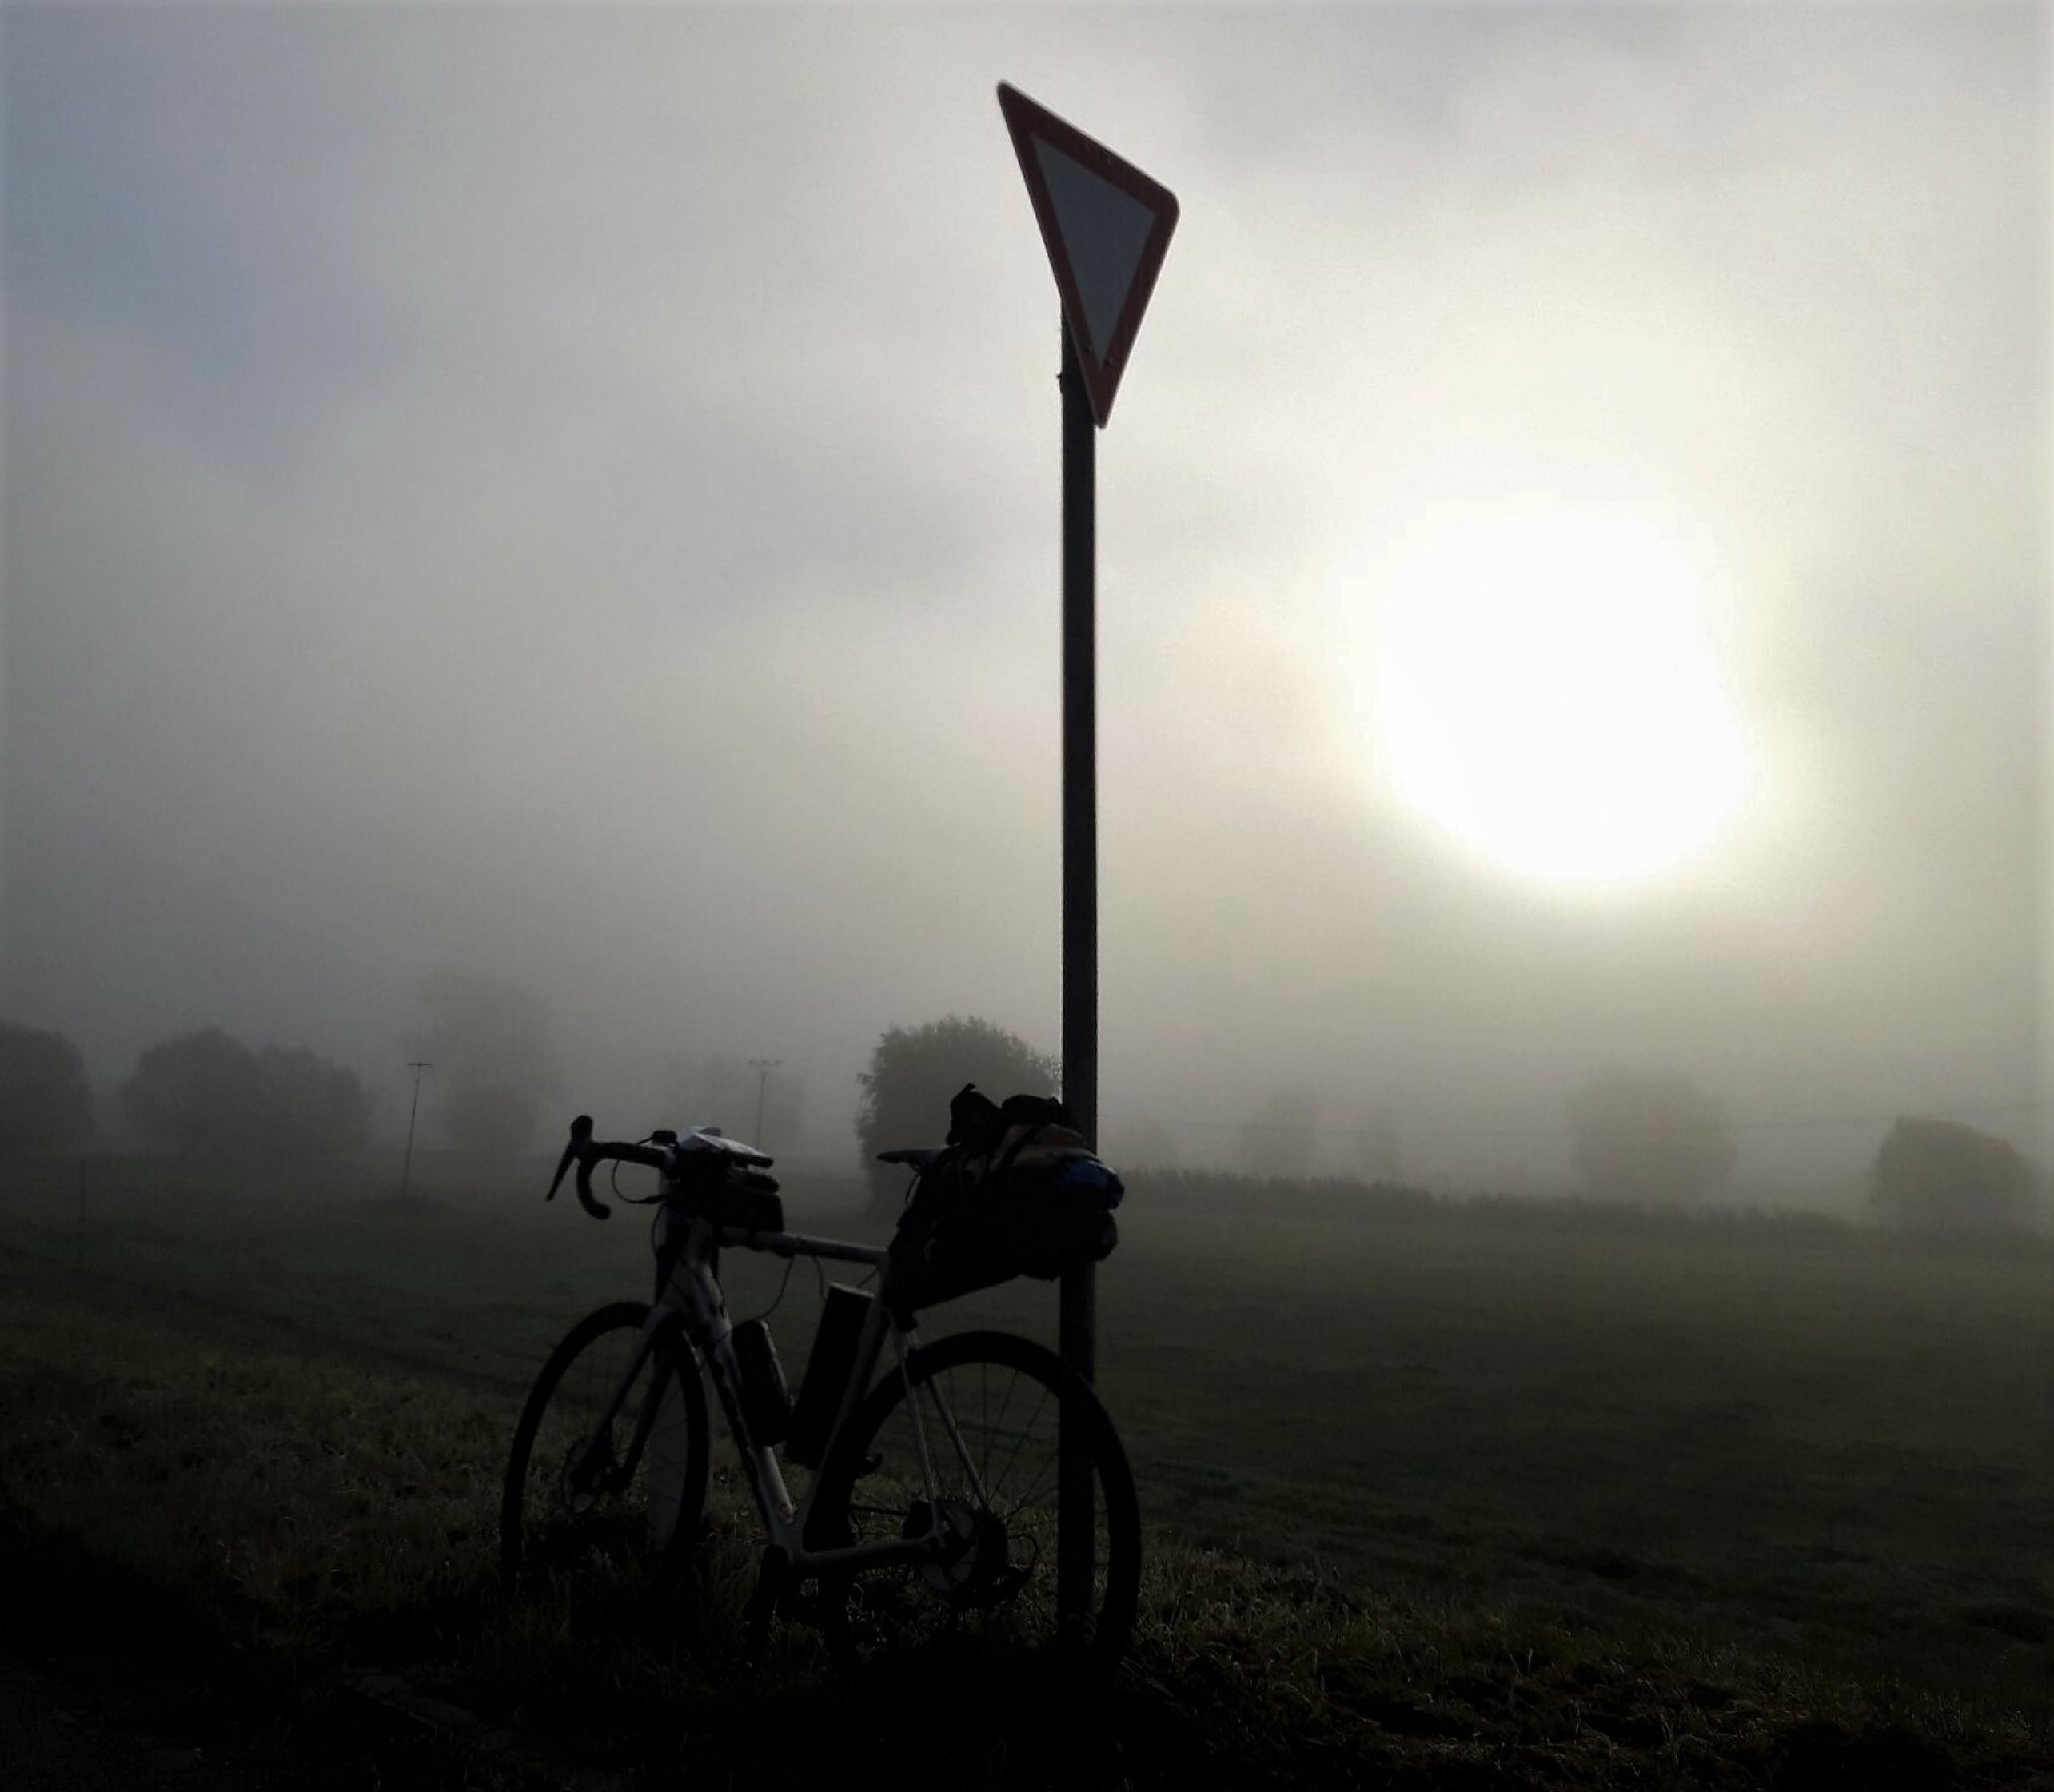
[0,1161,2050,1787]
[0,1283,501,1648]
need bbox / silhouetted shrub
[1871,1116,2039,1235]
[0,1021,96,1154]
[856,1016,1057,1206]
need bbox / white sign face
[1000,83,1179,426]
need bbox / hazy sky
[4,3,2048,1189]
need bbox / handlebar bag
[667,1155,785,1233]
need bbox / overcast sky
[3,3,2047,1191]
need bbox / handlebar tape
[572,1154,611,1220]
[547,1116,670,1220]
[574,1142,668,1219]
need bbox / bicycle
[499,1114,1142,1672]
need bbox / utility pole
[748,1057,782,1151]
[398,1060,431,1203]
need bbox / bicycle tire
[807,1329,1141,1673]
[500,1300,709,1601]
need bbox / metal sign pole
[998,75,1175,1648]
[1057,315,1098,1638]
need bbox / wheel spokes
[516,1329,693,1585]
[835,1358,1116,1657]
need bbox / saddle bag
[888,1084,1123,1309]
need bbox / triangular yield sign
[999,82,1179,427]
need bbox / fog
[3,5,2047,1197]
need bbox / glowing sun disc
[1366,509,1749,883]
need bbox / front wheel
[500,1301,709,1603]
[808,1330,1141,1674]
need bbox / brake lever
[546,1115,591,1200]
[547,1116,608,1220]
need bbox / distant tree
[1871,1116,2040,1235]
[122,1028,372,1156]
[1238,1084,1319,1180]
[1567,1070,1736,1204]
[255,1045,372,1157]
[0,1022,96,1154]
[122,1028,269,1154]
[856,1016,1058,1205]
[411,971,561,1154]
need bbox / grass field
[0,1150,2048,1787]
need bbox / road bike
[499,1116,1141,1671]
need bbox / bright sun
[1361,508,1750,884]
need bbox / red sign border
[999,82,1179,428]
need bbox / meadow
[0,1150,2048,1788]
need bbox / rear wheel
[808,1330,1141,1674]
[500,1301,708,1603]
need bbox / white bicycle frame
[588,1200,989,1577]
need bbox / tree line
[0,1021,373,1158]
[3,1004,2042,1235]
[0,969,811,1162]
[852,1016,2048,1237]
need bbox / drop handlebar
[544,1113,670,1220]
